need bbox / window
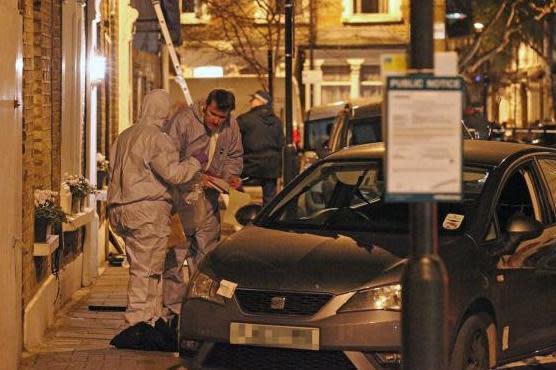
[254,0,309,23]
[353,0,386,14]
[181,0,209,24]
[343,0,401,23]
[539,159,556,213]
[262,160,487,235]
[182,0,195,12]
[495,167,541,233]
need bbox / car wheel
[450,314,493,370]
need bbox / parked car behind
[301,99,481,172]
[180,140,556,370]
[300,99,381,171]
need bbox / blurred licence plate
[230,322,319,351]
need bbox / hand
[228,175,241,190]
[200,173,212,188]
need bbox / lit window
[353,0,384,13]
[181,0,209,24]
[343,0,401,23]
[182,0,195,13]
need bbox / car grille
[234,289,332,316]
[204,343,357,370]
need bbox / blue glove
[192,151,208,168]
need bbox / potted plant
[63,174,96,214]
[34,190,67,242]
[96,152,110,189]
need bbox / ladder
[151,0,194,106]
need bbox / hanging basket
[34,218,51,243]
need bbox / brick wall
[109,0,120,148]
[22,0,58,304]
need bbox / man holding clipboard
[162,89,243,324]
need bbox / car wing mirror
[235,204,262,226]
[497,213,543,255]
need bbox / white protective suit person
[162,89,243,321]
[108,89,205,327]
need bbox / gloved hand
[191,150,208,168]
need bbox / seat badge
[270,296,286,310]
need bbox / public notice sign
[385,76,463,202]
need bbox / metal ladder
[151,0,194,106]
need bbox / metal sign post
[384,1,452,369]
[283,0,297,186]
[152,0,193,106]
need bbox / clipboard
[206,175,231,194]
[223,188,253,228]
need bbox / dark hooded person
[238,90,284,206]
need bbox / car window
[346,117,382,147]
[495,166,541,233]
[538,159,556,219]
[263,160,488,234]
[304,118,335,152]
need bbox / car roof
[305,98,380,121]
[326,140,556,166]
[350,101,382,120]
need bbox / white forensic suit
[108,90,202,325]
[162,102,243,319]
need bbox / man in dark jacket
[238,90,284,205]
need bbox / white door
[0,0,23,368]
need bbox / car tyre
[450,314,493,370]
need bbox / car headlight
[338,284,401,313]
[188,272,225,305]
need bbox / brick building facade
[21,0,63,304]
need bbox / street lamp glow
[446,12,467,20]
[89,55,106,82]
[473,22,484,31]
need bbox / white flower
[34,190,58,208]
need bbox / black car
[180,140,556,370]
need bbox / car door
[490,161,556,357]
[528,157,556,342]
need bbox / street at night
[3,0,556,369]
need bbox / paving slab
[21,266,184,370]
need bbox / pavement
[20,266,184,370]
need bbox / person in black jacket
[238,90,284,205]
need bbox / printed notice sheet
[385,76,463,202]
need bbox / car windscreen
[261,160,488,233]
[347,117,382,146]
[304,117,336,151]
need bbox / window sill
[253,15,310,25]
[342,14,402,24]
[180,14,210,25]
[34,235,59,257]
[63,208,95,232]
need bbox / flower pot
[35,218,51,243]
[97,171,107,189]
[71,196,82,214]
